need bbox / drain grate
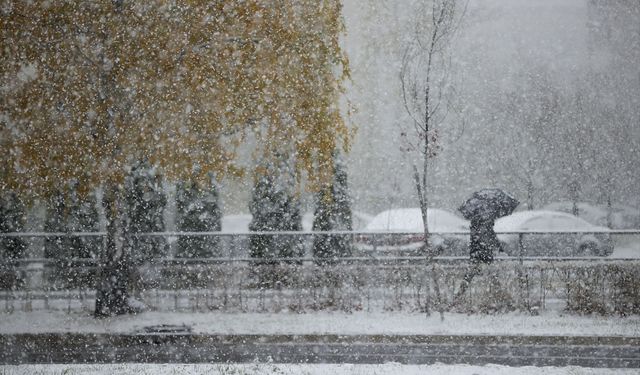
[141,324,193,333]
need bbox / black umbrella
[459,188,519,221]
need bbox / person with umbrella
[452,188,519,304]
[468,216,502,264]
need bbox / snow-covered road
[2,332,638,367]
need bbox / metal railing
[1,231,639,315]
[1,230,638,266]
[1,258,638,315]
[1,229,637,257]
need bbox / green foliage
[0,192,27,289]
[123,160,168,264]
[0,192,26,258]
[176,174,222,258]
[43,182,100,289]
[313,153,353,264]
[0,0,350,197]
[1,0,350,315]
[249,156,303,262]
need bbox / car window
[551,217,573,230]
[545,215,595,231]
[524,217,553,231]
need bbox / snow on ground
[1,363,637,375]
[1,310,638,337]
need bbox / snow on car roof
[221,214,253,233]
[494,210,609,232]
[365,208,469,233]
[543,201,640,229]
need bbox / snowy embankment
[1,363,638,375]
[1,310,638,337]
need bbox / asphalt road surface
[1,333,638,368]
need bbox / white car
[494,210,613,257]
[356,208,470,256]
[542,201,640,229]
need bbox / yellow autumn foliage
[0,0,349,198]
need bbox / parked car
[494,210,613,257]
[356,208,469,256]
[542,201,640,229]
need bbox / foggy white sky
[341,0,596,215]
[215,0,637,218]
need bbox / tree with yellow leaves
[1,0,349,316]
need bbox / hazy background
[341,0,639,217]
[209,0,639,221]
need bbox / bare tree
[493,65,561,211]
[399,0,466,254]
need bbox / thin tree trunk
[527,177,534,210]
[606,195,613,229]
[414,165,430,252]
[450,262,482,309]
[94,182,130,316]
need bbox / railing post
[24,289,32,312]
[517,233,526,311]
[518,233,525,264]
[43,284,49,311]
[66,289,71,314]
[193,290,198,313]
[373,234,378,253]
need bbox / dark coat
[469,218,502,264]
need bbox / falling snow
[0,0,639,372]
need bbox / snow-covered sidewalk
[1,363,639,375]
[1,310,638,337]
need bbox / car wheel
[578,241,600,256]
[430,244,445,257]
[499,240,514,256]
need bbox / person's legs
[450,260,483,309]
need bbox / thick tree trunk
[94,183,131,317]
